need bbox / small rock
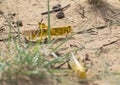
[56,11,65,19]
[85,54,91,61]
[0,10,3,15]
[16,20,23,27]
[52,4,62,12]
[53,4,61,9]
[12,13,16,17]
[32,3,37,6]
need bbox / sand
[0,0,120,85]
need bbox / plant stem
[47,0,51,43]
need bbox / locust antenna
[40,18,43,23]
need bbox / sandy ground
[0,0,120,85]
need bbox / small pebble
[52,4,61,9]
[52,4,62,12]
[16,20,23,27]
[56,11,65,19]
[0,10,3,15]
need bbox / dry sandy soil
[0,0,120,85]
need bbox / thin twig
[0,38,9,41]
[55,59,70,69]
[77,24,107,34]
[41,4,70,15]
[102,39,120,47]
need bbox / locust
[69,53,86,78]
[22,22,72,42]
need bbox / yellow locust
[69,53,86,78]
[23,22,72,41]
